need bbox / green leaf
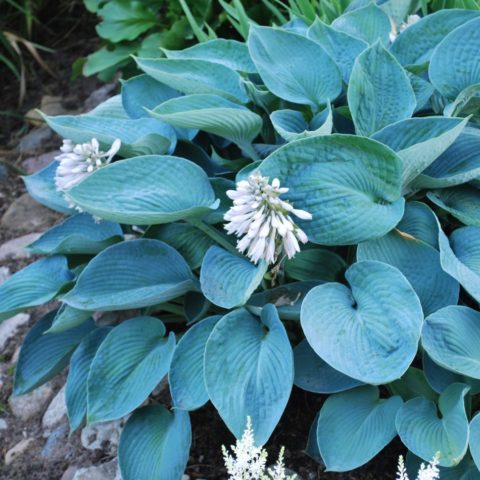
[204,305,293,444]
[27,213,123,255]
[200,246,267,309]
[66,155,218,225]
[14,310,95,395]
[429,17,480,101]
[96,0,157,42]
[118,405,191,480]
[169,315,221,411]
[247,25,342,108]
[428,186,480,226]
[163,39,256,73]
[0,256,73,322]
[389,367,438,403]
[331,4,391,44]
[135,57,248,103]
[396,383,470,466]
[258,135,404,245]
[149,94,262,147]
[66,328,110,432]
[63,240,197,311]
[83,44,137,77]
[307,18,367,83]
[301,261,423,384]
[348,41,416,137]
[316,386,403,471]
[284,248,346,282]
[87,317,175,423]
[294,339,362,394]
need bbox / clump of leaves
[3,2,480,479]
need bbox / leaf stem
[187,218,240,257]
[240,142,260,162]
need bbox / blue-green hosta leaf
[145,223,214,270]
[204,305,293,445]
[43,113,176,157]
[27,213,123,255]
[66,328,110,432]
[305,413,323,464]
[247,281,319,321]
[414,128,480,189]
[428,186,480,226]
[63,239,197,311]
[294,340,362,394]
[86,95,128,119]
[423,306,480,380]
[301,261,423,384]
[14,310,95,395]
[445,83,480,120]
[200,246,267,309]
[65,155,218,224]
[183,291,210,325]
[87,317,175,423]
[0,256,73,322]
[169,315,221,411]
[429,17,480,101]
[316,386,403,471]
[307,18,367,83]
[438,225,480,303]
[22,161,75,214]
[357,204,459,316]
[121,74,180,119]
[348,41,416,137]
[118,405,191,480]
[135,57,248,103]
[48,304,93,333]
[163,39,256,73]
[469,414,480,472]
[396,383,470,467]
[258,135,404,245]
[149,94,262,147]
[396,201,439,249]
[371,117,467,185]
[331,3,391,45]
[284,248,346,282]
[269,105,333,142]
[391,9,480,66]
[389,367,438,403]
[408,72,435,113]
[247,25,342,108]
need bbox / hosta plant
[3,2,480,478]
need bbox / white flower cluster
[396,454,440,480]
[224,172,312,265]
[54,137,121,192]
[222,417,296,480]
[389,14,421,42]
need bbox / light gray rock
[9,380,55,420]
[22,150,60,174]
[4,438,35,465]
[61,466,80,480]
[42,385,67,432]
[73,459,120,480]
[81,419,124,453]
[0,313,30,352]
[84,83,116,111]
[0,418,7,429]
[0,266,10,284]
[41,423,73,460]
[1,193,61,234]
[17,127,54,152]
[0,233,41,261]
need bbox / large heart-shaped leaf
[469,414,480,472]
[63,240,197,311]
[258,135,404,245]
[301,261,423,384]
[87,317,175,423]
[316,386,402,471]
[348,41,416,137]
[0,256,73,322]
[396,383,470,466]
[247,25,342,108]
[14,310,95,395]
[66,155,218,224]
[119,405,191,480]
[200,246,267,309]
[423,306,480,380]
[169,315,221,411]
[429,17,480,101]
[135,57,248,103]
[27,213,123,255]
[204,305,293,445]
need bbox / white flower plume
[224,172,312,265]
[396,454,440,480]
[54,137,121,192]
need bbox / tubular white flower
[54,137,121,192]
[224,172,312,265]
[396,454,440,480]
